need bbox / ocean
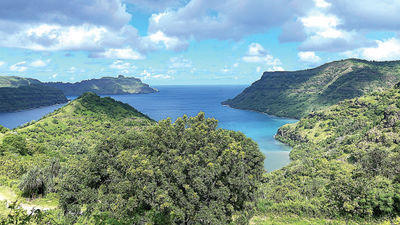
[0,85,297,171]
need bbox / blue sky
[0,0,399,85]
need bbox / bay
[0,85,297,171]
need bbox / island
[44,75,158,96]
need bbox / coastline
[0,100,69,114]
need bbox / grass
[0,185,58,210]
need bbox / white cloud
[233,63,239,68]
[344,38,400,61]
[298,51,321,63]
[67,67,77,73]
[148,0,313,41]
[169,57,192,68]
[0,61,4,67]
[242,43,281,65]
[221,66,230,73]
[110,60,137,71]
[0,1,155,58]
[51,73,58,78]
[93,48,144,60]
[30,59,49,67]
[267,66,285,71]
[314,0,331,8]
[256,66,261,72]
[148,31,188,51]
[9,61,27,72]
[140,69,172,80]
[123,0,185,12]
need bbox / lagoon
[0,85,297,171]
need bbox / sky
[0,0,399,85]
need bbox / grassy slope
[255,85,400,222]
[45,75,158,95]
[0,93,154,200]
[223,59,400,119]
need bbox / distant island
[223,59,400,119]
[0,75,158,112]
[44,75,158,96]
[0,76,68,112]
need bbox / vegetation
[0,93,264,224]
[257,83,400,221]
[59,113,264,224]
[45,75,158,95]
[223,59,400,119]
[0,76,42,88]
[0,84,68,112]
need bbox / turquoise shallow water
[0,85,297,171]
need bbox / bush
[1,134,30,155]
[18,167,47,198]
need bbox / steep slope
[45,75,158,95]
[13,92,154,153]
[0,85,68,112]
[0,76,68,112]
[257,84,400,220]
[223,59,400,119]
[0,92,153,173]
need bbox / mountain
[44,75,158,96]
[0,76,68,112]
[223,59,400,119]
[257,83,400,221]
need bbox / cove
[0,85,297,171]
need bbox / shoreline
[221,102,297,149]
[221,103,299,121]
[0,100,69,114]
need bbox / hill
[223,59,400,119]
[0,76,68,112]
[0,93,264,224]
[45,75,158,95]
[256,83,400,220]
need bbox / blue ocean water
[0,85,297,171]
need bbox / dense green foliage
[0,93,264,224]
[223,59,400,119]
[59,113,265,224]
[0,125,8,134]
[45,75,158,95]
[0,202,50,225]
[257,84,400,220]
[0,84,68,112]
[0,92,153,191]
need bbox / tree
[60,113,265,224]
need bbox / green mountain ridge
[44,75,158,95]
[0,76,68,112]
[223,58,400,119]
[255,83,400,221]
